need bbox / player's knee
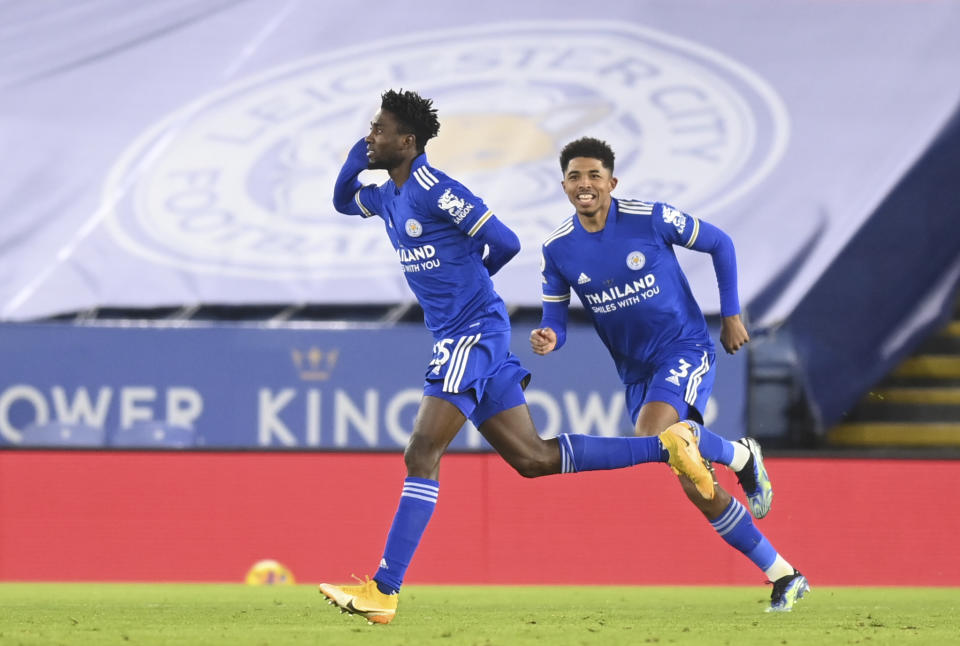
[633,423,660,437]
[403,438,443,477]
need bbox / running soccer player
[531,136,810,612]
[318,91,714,625]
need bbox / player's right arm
[532,248,571,355]
[332,138,382,217]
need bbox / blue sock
[683,419,735,465]
[373,477,438,594]
[557,433,666,473]
[710,498,777,571]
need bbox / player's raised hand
[720,314,750,354]
[530,327,557,355]
[347,136,370,166]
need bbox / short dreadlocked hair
[559,137,615,174]
[380,89,440,153]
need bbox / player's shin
[710,496,808,612]
[557,433,665,473]
[709,498,793,575]
[373,477,439,594]
[680,419,736,465]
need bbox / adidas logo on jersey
[577,272,591,284]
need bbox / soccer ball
[244,559,296,585]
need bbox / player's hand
[347,137,370,167]
[530,327,557,355]
[720,314,750,354]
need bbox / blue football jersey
[354,154,511,339]
[541,198,714,383]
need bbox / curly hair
[380,89,440,153]
[559,137,615,174]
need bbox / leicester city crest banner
[1,1,958,324]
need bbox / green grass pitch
[1,583,958,645]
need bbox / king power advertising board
[0,323,745,449]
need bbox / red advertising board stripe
[0,451,956,585]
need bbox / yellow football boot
[319,576,398,625]
[659,421,715,499]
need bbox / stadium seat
[109,421,199,448]
[19,422,106,447]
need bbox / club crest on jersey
[437,188,474,224]
[405,218,423,238]
[626,251,646,270]
[662,206,686,234]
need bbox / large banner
[0,323,745,448]
[1,1,958,326]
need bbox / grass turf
[1,583,958,645]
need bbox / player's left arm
[427,180,519,276]
[472,215,521,277]
[657,204,750,354]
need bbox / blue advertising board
[0,322,745,449]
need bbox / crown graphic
[291,347,340,381]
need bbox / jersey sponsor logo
[398,245,435,262]
[398,244,440,272]
[662,205,686,235]
[583,274,657,305]
[405,218,423,238]
[103,21,786,292]
[437,188,474,224]
[626,251,646,270]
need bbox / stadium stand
[829,297,960,448]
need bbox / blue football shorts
[422,328,531,427]
[625,347,716,425]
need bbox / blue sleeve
[687,219,740,317]
[426,179,490,235]
[655,203,740,317]
[539,300,569,350]
[539,247,571,350]
[471,215,520,276]
[332,138,381,217]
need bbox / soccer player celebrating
[319,91,715,624]
[531,137,809,612]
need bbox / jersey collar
[411,152,429,171]
[573,198,618,236]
